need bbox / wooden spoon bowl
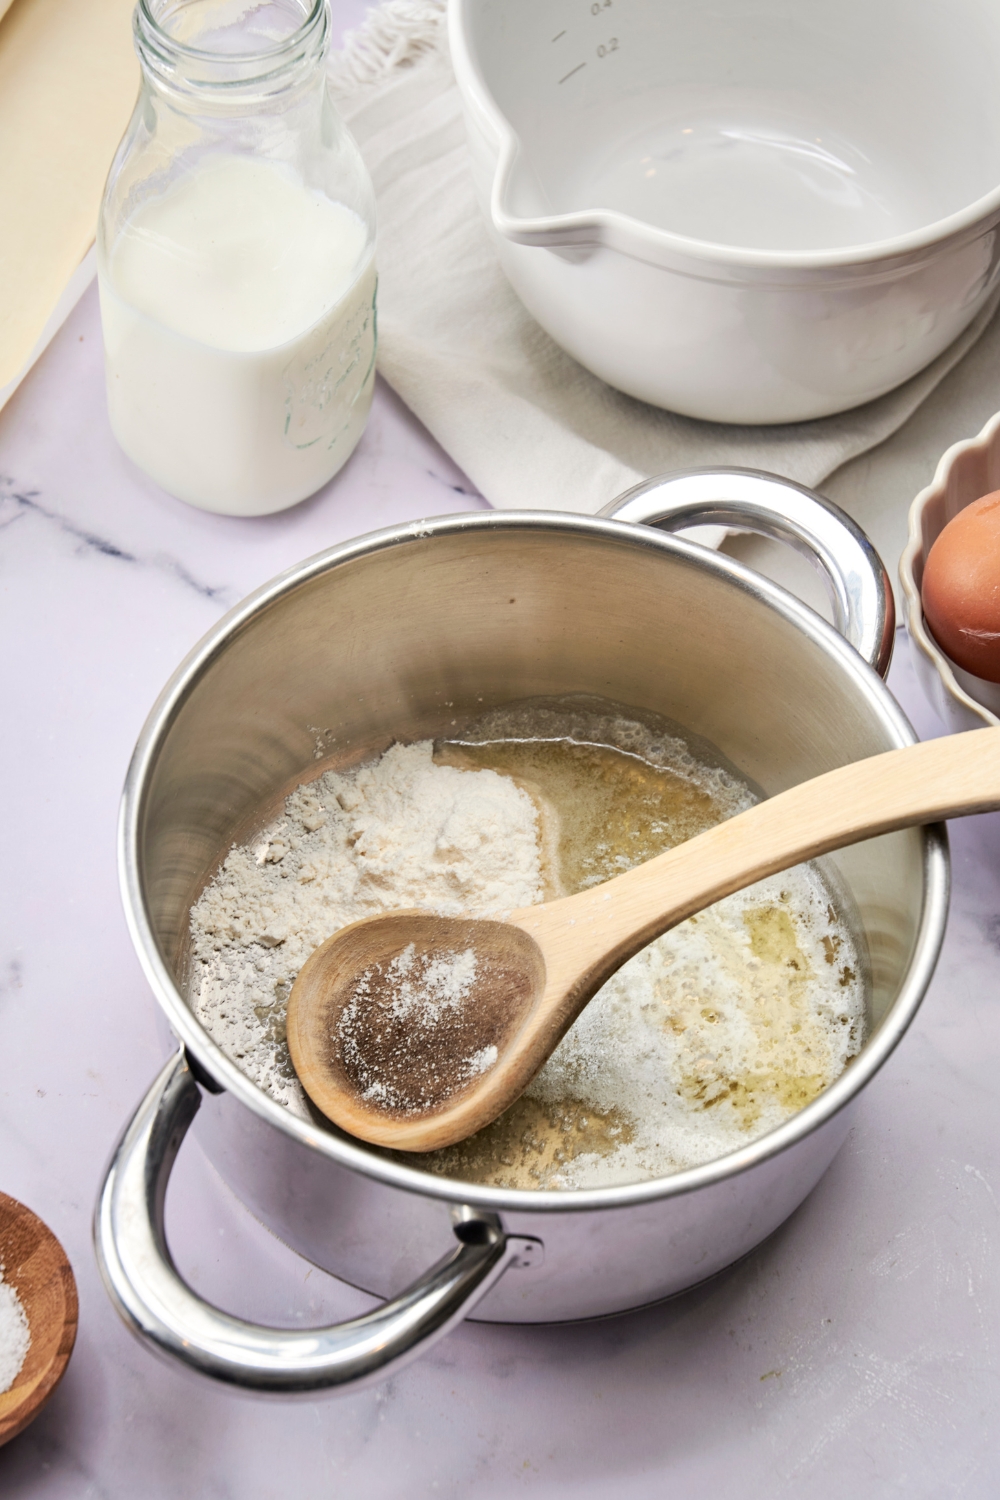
[288,912,545,1151]
[0,1194,78,1448]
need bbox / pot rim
[120,509,949,1215]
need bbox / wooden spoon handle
[513,727,1000,1013]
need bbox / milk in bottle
[99,0,376,516]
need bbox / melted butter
[421,1094,635,1190]
[435,738,724,896]
[388,703,866,1191]
[671,903,830,1131]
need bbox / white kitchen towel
[330,0,1000,514]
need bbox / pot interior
[135,519,932,1112]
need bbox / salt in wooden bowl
[0,1193,77,1448]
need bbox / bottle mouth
[135,0,328,94]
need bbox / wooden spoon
[287,726,1000,1152]
[0,1193,77,1448]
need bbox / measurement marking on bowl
[552,29,566,41]
[559,62,586,83]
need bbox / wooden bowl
[0,1193,78,1448]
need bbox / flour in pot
[190,707,868,1189]
[191,741,542,1110]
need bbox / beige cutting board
[0,0,138,400]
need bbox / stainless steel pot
[95,470,947,1394]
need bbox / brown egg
[922,489,1000,682]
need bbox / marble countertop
[5,123,1000,1500]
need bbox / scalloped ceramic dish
[901,410,1000,732]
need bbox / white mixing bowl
[450,0,1000,423]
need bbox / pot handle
[601,467,894,678]
[94,1050,541,1393]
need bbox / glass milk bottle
[98,0,376,516]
